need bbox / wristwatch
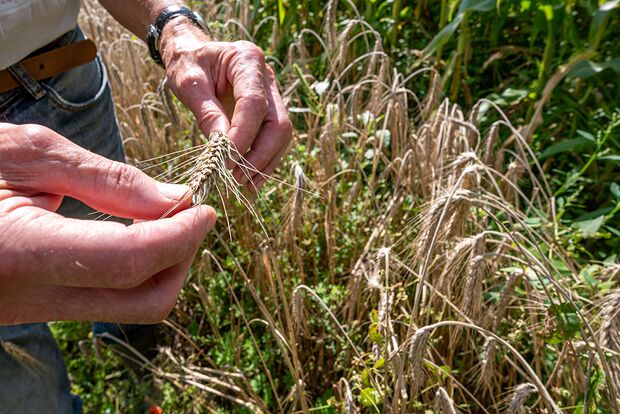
[147,5,211,67]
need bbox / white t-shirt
[0,0,81,70]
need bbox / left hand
[159,19,293,191]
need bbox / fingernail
[157,183,190,201]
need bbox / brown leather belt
[0,39,97,94]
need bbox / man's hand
[0,123,216,325]
[97,1,292,190]
[159,19,293,191]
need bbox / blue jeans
[0,27,155,414]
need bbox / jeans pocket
[42,55,108,112]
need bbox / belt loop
[7,63,47,100]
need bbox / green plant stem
[390,0,402,50]
[554,114,620,197]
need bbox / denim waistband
[0,26,81,110]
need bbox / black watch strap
[147,6,210,67]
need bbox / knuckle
[20,124,52,149]
[245,95,268,114]
[21,123,47,139]
[100,161,138,194]
[198,104,225,132]
[236,40,264,59]
[175,70,203,92]
[279,118,294,140]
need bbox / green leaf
[579,265,600,287]
[368,323,383,343]
[520,0,532,12]
[607,225,620,238]
[599,154,620,161]
[457,0,497,14]
[540,137,595,159]
[277,0,286,26]
[590,1,620,43]
[576,129,596,142]
[539,4,553,21]
[611,182,620,200]
[549,303,580,340]
[486,88,529,106]
[361,368,371,387]
[424,0,495,57]
[568,57,620,79]
[359,387,381,407]
[573,215,606,238]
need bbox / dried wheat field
[51,1,620,413]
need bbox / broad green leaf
[591,0,620,40]
[540,137,594,159]
[576,206,615,221]
[590,0,619,49]
[573,215,605,238]
[568,57,620,79]
[424,17,463,58]
[424,0,496,57]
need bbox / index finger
[225,41,269,155]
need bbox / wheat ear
[434,387,458,414]
[506,383,537,414]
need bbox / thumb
[25,127,193,219]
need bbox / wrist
[159,16,214,62]
[147,6,213,67]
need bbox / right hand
[0,123,216,325]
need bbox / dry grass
[66,1,620,413]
